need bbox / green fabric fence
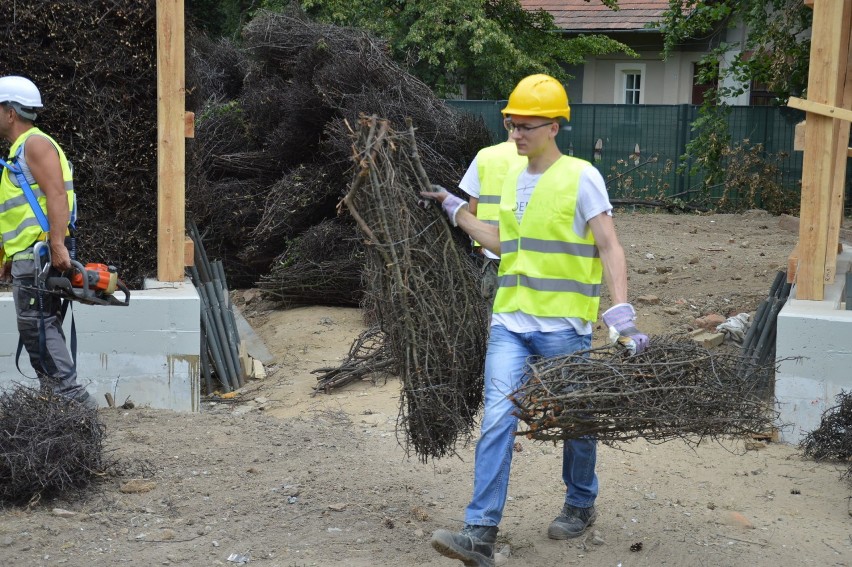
[445,101,828,206]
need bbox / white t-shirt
[459,155,500,260]
[490,163,613,335]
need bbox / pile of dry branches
[5,3,488,290]
[800,391,852,482]
[0,386,110,505]
[342,116,489,461]
[511,337,778,446]
[187,5,491,291]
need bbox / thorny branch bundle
[188,6,490,289]
[800,391,852,483]
[341,115,489,462]
[511,337,778,446]
[0,387,110,505]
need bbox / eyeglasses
[503,118,555,134]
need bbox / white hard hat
[0,76,43,108]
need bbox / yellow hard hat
[502,74,570,121]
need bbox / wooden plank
[795,0,852,300]
[787,97,852,123]
[184,236,194,267]
[805,0,814,7]
[787,243,799,284]
[156,0,187,282]
[823,7,852,284]
[848,147,852,157]
[794,120,806,151]
[184,111,195,138]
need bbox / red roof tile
[520,0,670,31]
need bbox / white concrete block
[0,279,200,412]
[775,245,852,443]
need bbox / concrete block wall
[0,279,200,412]
[775,246,852,443]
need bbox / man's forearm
[599,245,628,306]
[46,195,69,243]
[455,208,501,255]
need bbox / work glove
[430,184,468,227]
[602,303,649,355]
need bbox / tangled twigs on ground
[341,115,489,462]
[312,326,395,393]
[799,391,852,483]
[0,386,112,505]
[511,336,779,447]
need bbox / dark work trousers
[480,257,499,303]
[11,251,89,401]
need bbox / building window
[625,73,641,104]
[614,63,646,105]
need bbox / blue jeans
[464,324,596,527]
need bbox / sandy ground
[1,211,851,567]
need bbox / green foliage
[714,140,798,215]
[266,0,634,98]
[659,0,812,101]
[606,154,674,201]
[681,104,731,190]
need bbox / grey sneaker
[431,524,497,567]
[547,504,597,539]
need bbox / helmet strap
[8,101,37,121]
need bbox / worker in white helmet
[0,75,97,410]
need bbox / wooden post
[793,0,852,300]
[156,0,186,282]
[824,29,852,284]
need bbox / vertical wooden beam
[824,22,852,283]
[795,0,852,300]
[156,0,186,282]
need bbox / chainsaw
[33,241,130,306]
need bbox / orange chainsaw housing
[70,263,118,294]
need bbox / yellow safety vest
[0,127,74,257]
[492,156,603,321]
[474,141,526,228]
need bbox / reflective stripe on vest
[0,127,75,257]
[473,141,526,247]
[492,155,603,321]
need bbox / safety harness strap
[0,146,50,232]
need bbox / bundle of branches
[258,219,364,307]
[799,391,852,482]
[181,5,490,277]
[3,0,158,288]
[342,116,489,462]
[240,164,345,269]
[511,337,778,447]
[312,325,395,393]
[0,386,110,505]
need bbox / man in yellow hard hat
[0,75,97,410]
[424,74,647,566]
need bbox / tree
[260,0,633,98]
[654,0,812,211]
[658,0,812,103]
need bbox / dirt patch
[1,211,850,567]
